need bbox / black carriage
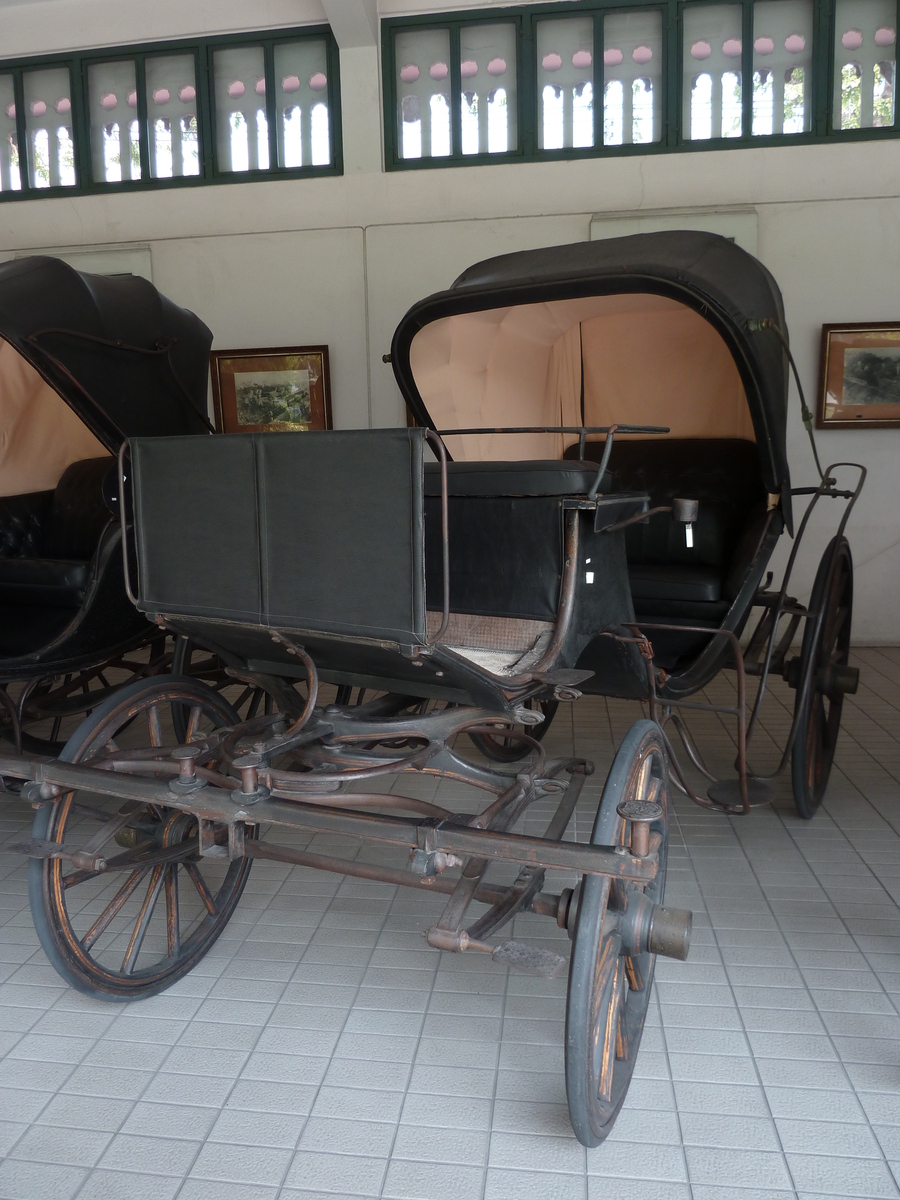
[0,232,864,1146]
[0,256,213,750]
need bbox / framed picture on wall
[817,324,900,429]
[211,346,332,434]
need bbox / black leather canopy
[0,256,213,449]
[392,231,792,523]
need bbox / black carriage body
[128,428,650,709]
[0,257,213,682]
[390,231,793,701]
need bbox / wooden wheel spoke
[185,863,218,915]
[590,934,621,1086]
[146,704,163,748]
[165,866,181,959]
[185,705,203,743]
[598,955,627,1103]
[121,865,166,974]
[81,869,147,951]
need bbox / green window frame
[0,25,342,201]
[382,0,900,169]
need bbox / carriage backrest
[129,429,427,646]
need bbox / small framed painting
[211,346,332,434]
[817,324,900,429]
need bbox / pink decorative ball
[723,38,742,58]
[461,60,478,77]
[487,57,507,76]
[255,78,266,95]
[430,62,449,80]
[227,81,245,98]
[127,91,137,107]
[55,98,71,114]
[632,45,653,64]
[309,72,327,91]
[399,64,419,83]
[100,92,117,110]
[842,29,864,51]
[754,36,775,55]
[875,26,896,47]
[604,48,624,67]
[784,34,805,54]
[282,75,300,93]
[31,100,47,116]
[179,85,196,103]
[691,40,712,60]
[572,50,592,69]
[153,88,170,104]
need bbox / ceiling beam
[320,0,377,48]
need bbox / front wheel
[29,676,252,1000]
[565,719,669,1146]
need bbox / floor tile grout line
[654,795,696,1200]
[374,901,442,1200]
[726,807,900,1196]
[678,822,802,1200]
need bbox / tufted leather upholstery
[0,492,53,558]
[0,457,115,617]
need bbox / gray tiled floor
[1,647,899,1199]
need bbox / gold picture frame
[211,346,332,434]
[817,324,900,429]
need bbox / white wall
[1,0,899,641]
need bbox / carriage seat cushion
[0,557,91,609]
[43,456,116,560]
[628,563,722,605]
[424,460,610,498]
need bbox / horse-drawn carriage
[0,255,214,751]
[0,233,863,1145]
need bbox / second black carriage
[1,232,863,1146]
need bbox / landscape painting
[211,347,331,434]
[818,325,900,428]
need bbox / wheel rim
[30,677,252,998]
[566,720,668,1146]
[793,539,853,816]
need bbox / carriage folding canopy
[0,257,213,495]
[392,231,791,503]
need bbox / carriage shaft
[0,757,658,883]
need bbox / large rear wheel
[29,676,252,1000]
[791,537,855,819]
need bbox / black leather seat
[425,459,609,497]
[0,458,115,649]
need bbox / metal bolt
[171,745,202,781]
[233,752,263,795]
[616,798,663,858]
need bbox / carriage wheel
[791,537,854,820]
[171,635,268,740]
[468,698,559,762]
[565,719,668,1147]
[29,676,252,1000]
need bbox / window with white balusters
[0,27,340,199]
[383,2,900,170]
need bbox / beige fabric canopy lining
[408,293,755,461]
[0,338,107,497]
